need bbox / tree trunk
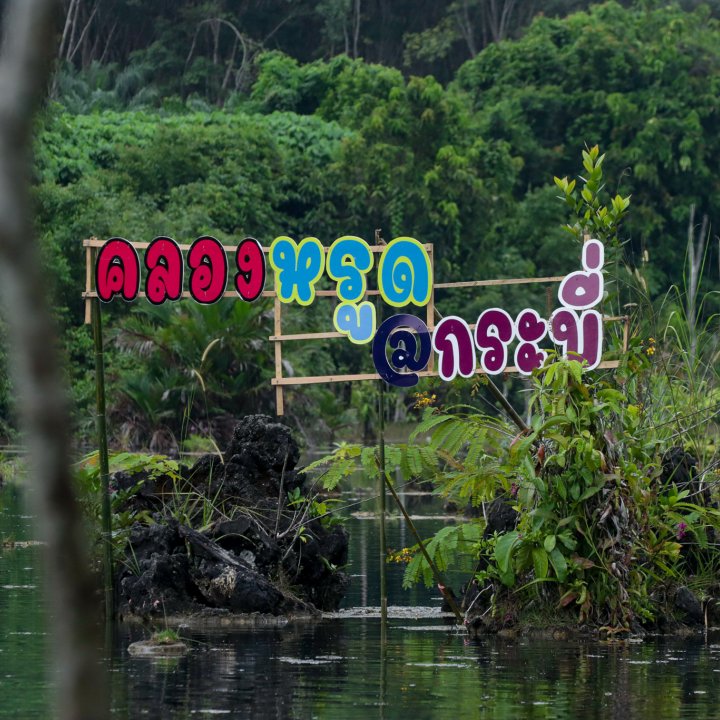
[0,2,109,719]
[352,0,361,58]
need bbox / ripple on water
[405,662,472,668]
[324,605,451,619]
[395,625,463,632]
[277,657,337,665]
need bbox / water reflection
[342,493,455,608]
[109,622,720,720]
[3,485,720,720]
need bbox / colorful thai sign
[95,235,604,387]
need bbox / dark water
[3,485,720,719]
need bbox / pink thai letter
[550,308,603,370]
[96,237,140,302]
[188,236,228,304]
[558,239,604,310]
[145,236,183,304]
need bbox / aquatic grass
[151,629,182,645]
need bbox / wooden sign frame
[82,237,629,416]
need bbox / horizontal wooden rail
[268,315,627,343]
[82,238,431,253]
[84,288,389,299]
[433,276,564,289]
[271,360,622,386]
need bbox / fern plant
[302,405,514,589]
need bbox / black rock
[190,558,294,614]
[675,585,704,624]
[220,415,302,500]
[659,447,713,506]
[126,520,184,564]
[184,454,222,487]
[661,447,698,490]
[115,416,350,618]
[119,552,199,617]
[483,497,519,539]
[286,524,350,611]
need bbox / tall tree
[0,1,109,718]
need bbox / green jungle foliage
[8,0,716,451]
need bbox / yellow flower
[413,391,437,409]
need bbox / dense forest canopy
[50,0,601,86]
[1,0,718,448]
[46,0,720,81]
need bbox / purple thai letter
[432,316,476,382]
[550,308,603,370]
[514,308,548,375]
[558,239,604,310]
[474,308,515,375]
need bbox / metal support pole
[92,297,113,621]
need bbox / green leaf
[497,568,514,587]
[539,415,570,431]
[532,547,549,579]
[579,484,604,501]
[549,547,568,582]
[494,531,521,574]
[568,361,583,384]
[544,534,557,553]
[558,532,577,551]
[410,412,452,441]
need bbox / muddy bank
[114,415,349,619]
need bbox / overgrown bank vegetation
[306,148,719,631]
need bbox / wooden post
[91,293,113,621]
[546,285,553,319]
[426,246,435,372]
[84,240,92,324]
[274,296,284,416]
[623,315,630,353]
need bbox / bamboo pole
[375,229,388,631]
[84,243,92,324]
[381,470,465,625]
[378,380,388,629]
[485,377,530,433]
[91,295,113,621]
[274,296,284,416]
[268,360,621,386]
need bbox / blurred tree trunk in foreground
[0,1,109,719]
